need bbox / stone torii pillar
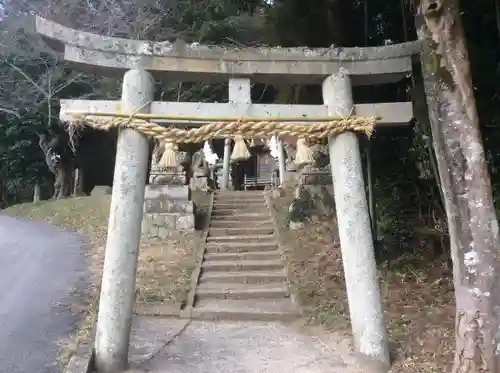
[221,78,252,189]
[322,68,390,367]
[94,69,154,373]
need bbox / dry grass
[135,235,198,306]
[3,190,210,368]
[270,185,454,372]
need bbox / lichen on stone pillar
[322,68,389,367]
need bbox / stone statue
[149,140,188,185]
[190,148,209,177]
[310,143,330,169]
[151,140,163,168]
[283,142,297,171]
[189,148,211,191]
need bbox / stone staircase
[191,190,300,322]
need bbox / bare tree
[0,0,133,197]
[0,1,101,120]
[0,0,265,199]
[0,0,166,120]
[414,0,500,372]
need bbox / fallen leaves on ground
[270,188,454,373]
[136,235,198,306]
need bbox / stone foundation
[287,167,335,230]
[142,184,195,238]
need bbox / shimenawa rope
[69,115,376,143]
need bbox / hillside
[268,185,455,373]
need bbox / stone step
[204,251,281,261]
[202,259,283,272]
[191,299,300,322]
[213,202,267,209]
[206,234,275,243]
[210,219,274,228]
[200,270,286,284]
[208,227,275,237]
[214,197,265,204]
[210,213,270,221]
[204,242,278,253]
[215,194,265,199]
[214,197,266,205]
[211,207,269,215]
[216,191,264,196]
[195,283,289,300]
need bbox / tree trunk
[38,133,73,199]
[414,1,500,372]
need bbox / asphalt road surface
[0,214,89,373]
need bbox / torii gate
[33,16,420,373]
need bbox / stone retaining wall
[141,184,195,238]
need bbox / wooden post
[322,68,389,367]
[221,138,231,190]
[277,139,286,186]
[94,69,154,373]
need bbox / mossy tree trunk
[37,133,74,199]
[414,1,500,372]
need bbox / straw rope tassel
[295,138,314,165]
[231,135,251,162]
[158,140,180,168]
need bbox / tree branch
[4,60,49,97]
[0,106,20,118]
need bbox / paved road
[0,215,89,373]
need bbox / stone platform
[142,184,195,238]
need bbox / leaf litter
[270,187,454,373]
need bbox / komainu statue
[283,142,297,171]
[149,139,189,185]
[189,148,211,191]
[190,148,209,177]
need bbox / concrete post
[94,69,154,373]
[73,168,82,196]
[221,138,231,190]
[33,182,40,203]
[277,139,286,185]
[322,68,389,367]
